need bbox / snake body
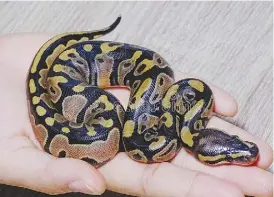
[27,17,259,167]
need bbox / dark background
[0,184,128,197]
[0,184,254,197]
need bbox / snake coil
[27,16,259,167]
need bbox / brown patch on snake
[49,127,120,164]
[117,59,136,85]
[137,113,159,135]
[28,102,48,149]
[33,125,48,150]
[95,54,114,88]
[69,122,83,129]
[38,69,49,89]
[128,149,148,163]
[117,51,142,85]
[83,95,114,125]
[62,95,87,123]
[54,113,67,123]
[84,105,102,125]
[152,139,178,162]
[53,55,89,84]
[149,73,173,105]
[47,76,68,103]
[40,93,55,109]
[153,53,169,68]
[116,104,125,126]
[69,55,90,84]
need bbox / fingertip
[0,146,106,195]
[212,86,238,117]
[50,158,106,195]
[258,147,274,170]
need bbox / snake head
[195,129,259,166]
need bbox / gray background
[0,1,272,197]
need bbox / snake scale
[26,16,259,167]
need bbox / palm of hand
[0,34,272,197]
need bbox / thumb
[0,136,106,195]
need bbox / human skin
[0,34,273,197]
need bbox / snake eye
[183,89,195,102]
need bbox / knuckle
[140,163,162,197]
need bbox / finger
[99,153,244,197]
[207,116,273,169]
[0,136,106,195]
[172,149,273,197]
[173,70,238,117]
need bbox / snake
[26,16,259,167]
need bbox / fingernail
[69,181,101,195]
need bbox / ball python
[26,16,259,167]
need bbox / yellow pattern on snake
[27,16,259,167]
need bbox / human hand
[0,34,272,197]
